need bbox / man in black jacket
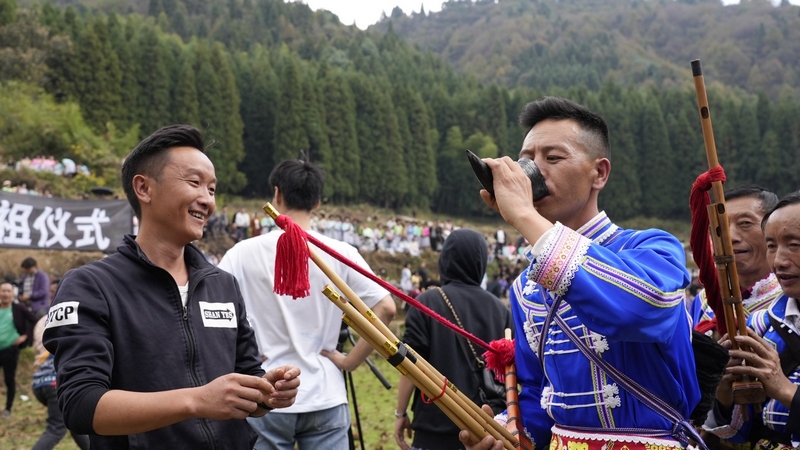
[43,125,300,449]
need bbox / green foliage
[1,0,799,220]
[379,0,800,99]
[0,81,138,190]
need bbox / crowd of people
[1,155,91,178]
[4,96,800,450]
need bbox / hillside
[373,0,800,99]
[1,0,799,224]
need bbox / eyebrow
[520,144,566,155]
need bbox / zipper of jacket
[133,243,222,449]
[181,270,219,450]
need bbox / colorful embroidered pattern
[582,258,684,309]
[530,224,592,297]
[549,426,682,450]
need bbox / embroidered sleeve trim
[703,404,745,439]
[581,257,684,309]
[528,223,592,297]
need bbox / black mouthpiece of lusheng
[691,60,702,77]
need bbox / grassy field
[0,333,404,449]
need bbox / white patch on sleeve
[44,302,80,329]
[198,302,237,328]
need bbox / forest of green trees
[0,0,798,221]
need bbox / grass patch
[1,334,405,449]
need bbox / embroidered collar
[751,273,782,300]
[575,211,618,242]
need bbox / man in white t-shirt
[218,159,396,450]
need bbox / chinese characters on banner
[0,192,134,252]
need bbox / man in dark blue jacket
[43,125,300,450]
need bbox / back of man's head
[122,124,205,219]
[725,184,778,216]
[269,159,325,212]
[519,96,610,159]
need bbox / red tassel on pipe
[689,166,726,334]
[483,339,515,383]
[273,215,310,299]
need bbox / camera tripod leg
[345,369,366,450]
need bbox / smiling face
[727,196,770,288]
[764,203,800,299]
[518,119,609,229]
[140,147,217,245]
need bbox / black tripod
[337,321,392,450]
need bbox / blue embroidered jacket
[509,212,699,448]
[704,294,800,445]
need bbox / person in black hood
[394,228,513,450]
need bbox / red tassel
[688,166,726,334]
[483,339,515,383]
[695,317,717,334]
[273,215,310,299]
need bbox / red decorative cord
[271,213,511,359]
[421,377,448,404]
[689,166,727,335]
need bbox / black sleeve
[43,268,113,434]
[402,292,434,360]
[785,385,800,434]
[232,280,266,378]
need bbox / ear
[132,174,153,208]
[273,186,282,207]
[592,158,611,191]
[312,199,321,211]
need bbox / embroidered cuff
[528,223,591,297]
[528,226,556,260]
[494,412,509,427]
[702,401,745,440]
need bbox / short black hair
[725,185,778,215]
[21,257,37,269]
[122,125,205,219]
[519,96,610,159]
[762,192,800,231]
[269,159,325,212]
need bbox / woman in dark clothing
[395,229,513,450]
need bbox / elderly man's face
[764,203,800,299]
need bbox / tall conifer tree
[273,49,309,164]
[134,26,170,135]
[323,69,360,202]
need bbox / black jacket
[403,229,513,449]
[12,301,37,348]
[43,235,265,450]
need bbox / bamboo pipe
[263,202,517,444]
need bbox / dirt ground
[1,248,105,283]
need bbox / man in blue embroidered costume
[704,192,800,448]
[689,185,781,331]
[460,97,700,450]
